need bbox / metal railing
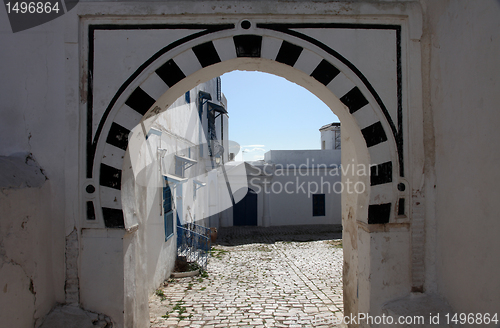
[177,223,211,270]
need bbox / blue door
[233,188,257,226]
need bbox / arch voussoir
[92,29,400,229]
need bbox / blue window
[163,179,174,241]
[312,194,326,216]
[185,91,190,103]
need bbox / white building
[320,122,341,150]
[81,77,229,326]
[219,123,342,227]
[149,77,229,229]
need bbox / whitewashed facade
[222,126,344,228]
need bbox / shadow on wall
[215,224,342,246]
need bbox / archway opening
[122,63,370,327]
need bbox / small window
[312,194,326,216]
[322,140,326,150]
[185,91,190,103]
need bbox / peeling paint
[0,153,47,190]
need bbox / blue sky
[221,71,339,161]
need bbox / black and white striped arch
[85,24,404,228]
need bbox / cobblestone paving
[149,225,345,328]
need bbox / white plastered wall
[0,8,68,328]
[0,1,436,327]
[259,149,343,226]
[420,0,500,323]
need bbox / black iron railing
[177,223,211,270]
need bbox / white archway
[79,13,420,327]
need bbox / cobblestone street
[149,225,344,328]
